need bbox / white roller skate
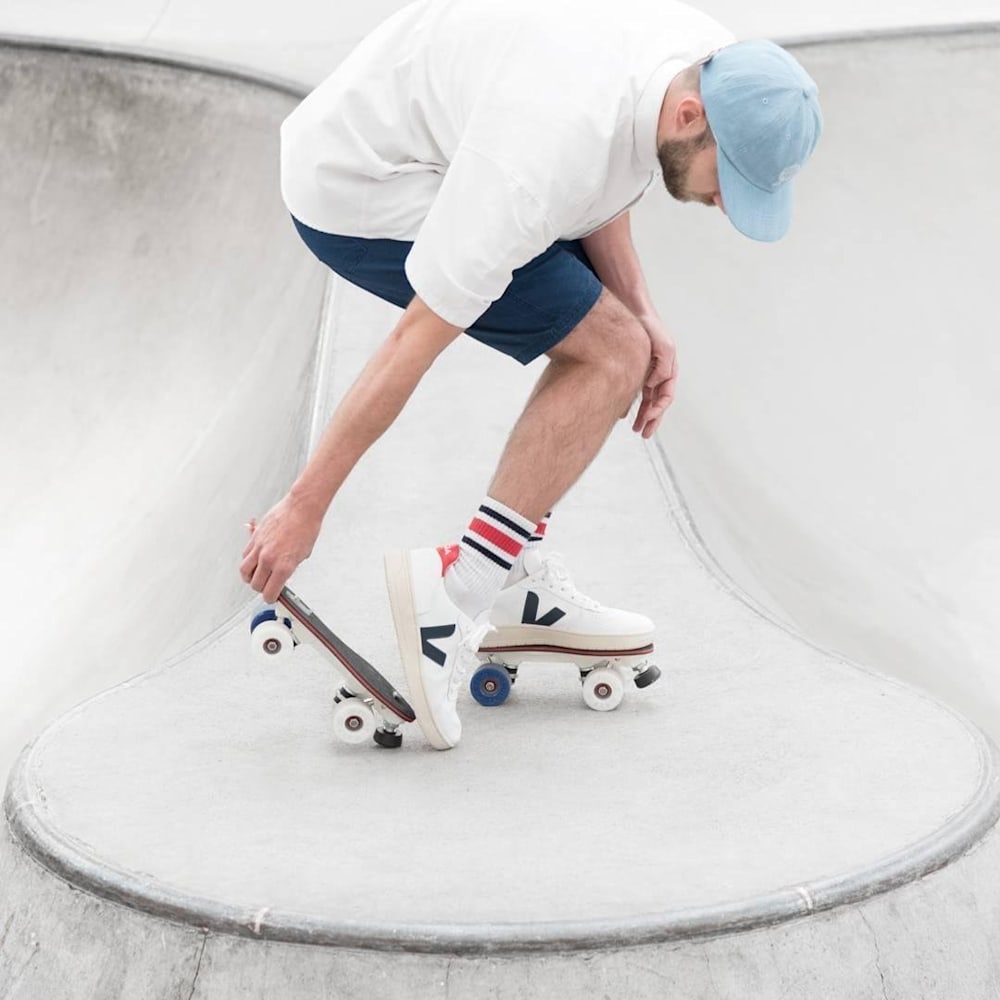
[470,550,661,711]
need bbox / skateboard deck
[250,586,415,748]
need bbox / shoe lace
[540,552,602,611]
[448,620,495,700]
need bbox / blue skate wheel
[250,608,277,633]
[470,664,512,707]
[250,608,292,633]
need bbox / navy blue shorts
[291,217,603,365]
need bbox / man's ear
[674,96,707,136]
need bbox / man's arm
[581,212,678,439]
[580,212,657,321]
[240,295,462,602]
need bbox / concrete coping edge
[0,33,309,98]
[4,730,1000,956]
[3,18,1000,99]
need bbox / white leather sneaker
[485,549,654,655]
[384,546,491,750]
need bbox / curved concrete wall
[637,25,1000,741]
[0,43,326,774]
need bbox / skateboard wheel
[250,608,293,633]
[250,620,294,662]
[332,699,376,745]
[374,726,403,749]
[582,667,625,712]
[470,664,512,707]
[635,664,661,689]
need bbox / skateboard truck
[250,587,415,748]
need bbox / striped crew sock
[444,497,536,620]
[505,511,551,587]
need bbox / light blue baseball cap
[701,40,823,242]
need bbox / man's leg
[474,289,657,708]
[488,288,651,522]
[444,287,650,618]
[387,288,654,749]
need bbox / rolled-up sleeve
[404,144,558,329]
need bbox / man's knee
[549,290,650,394]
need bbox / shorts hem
[504,281,604,365]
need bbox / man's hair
[673,63,703,95]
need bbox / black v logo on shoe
[420,624,456,667]
[522,591,566,628]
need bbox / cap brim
[717,145,793,243]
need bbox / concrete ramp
[0,41,327,772]
[4,29,1000,999]
[635,24,1000,744]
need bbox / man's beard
[657,128,714,201]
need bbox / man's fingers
[244,542,297,602]
[645,355,673,389]
[260,557,295,603]
[239,545,258,582]
[632,397,650,434]
[633,375,677,437]
[249,558,269,593]
[642,416,664,439]
[633,374,663,431]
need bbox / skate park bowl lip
[0,32,307,96]
[5,25,1000,962]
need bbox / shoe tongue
[522,547,545,576]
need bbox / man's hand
[240,494,324,603]
[632,315,678,439]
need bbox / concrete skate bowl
[5,25,1000,1000]
[0,41,326,775]
[637,24,1000,740]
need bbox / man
[240,0,822,749]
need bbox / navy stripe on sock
[478,505,533,540]
[462,535,514,571]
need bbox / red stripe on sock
[534,520,547,537]
[469,518,524,557]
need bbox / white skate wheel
[251,620,294,663]
[332,699,377,745]
[582,667,625,712]
[613,662,635,686]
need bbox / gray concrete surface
[0,42,327,774]
[4,23,1000,1000]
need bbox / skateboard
[469,638,661,711]
[249,586,415,748]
